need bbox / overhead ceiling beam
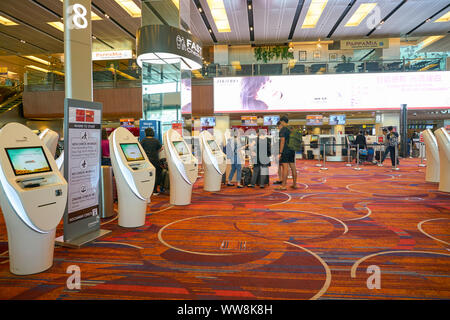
[247,0,254,42]
[326,0,357,39]
[27,0,114,49]
[0,30,49,53]
[192,0,217,43]
[406,4,450,35]
[359,49,375,61]
[141,0,169,25]
[92,1,136,39]
[0,9,64,43]
[288,0,305,40]
[366,0,408,37]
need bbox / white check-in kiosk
[422,129,440,183]
[39,128,59,158]
[199,130,226,192]
[163,128,198,205]
[109,127,155,227]
[0,123,67,275]
[434,128,450,192]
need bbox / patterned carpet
[0,158,449,300]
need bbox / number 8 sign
[67,3,89,30]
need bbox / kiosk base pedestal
[55,229,111,249]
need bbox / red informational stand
[172,123,183,135]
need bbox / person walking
[273,121,283,185]
[226,130,245,188]
[141,127,162,194]
[276,116,297,190]
[381,126,399,168]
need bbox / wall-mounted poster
[313,51,321,60]
[299,51,307,61]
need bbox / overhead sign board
[92,50,133,61]
[341,38,389,50]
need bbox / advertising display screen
[310,135,319,142]
[242,116,258,126]
[120,143,145,162]
[207,140,220,152]
[263,115,280,125]
[6,146,51,176]
[329,114,346,125]
[173,141,190,156]
[214,71,450,112]
[201,117,216,127]
[306,115,323,125]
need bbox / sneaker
[153,192,159,196]
[237,185,244,188]
[227,183,235,186]
[247,184,255,188]
[273,180,282,185]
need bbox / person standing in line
[381,126,399,168]
[141,127,162,195]
[226,130,244,188]
[276,116,297,190]
[101,128,111,166]
[273,121,283,185]
[248,129,271,188]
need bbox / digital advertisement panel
[214,71,450,112]
[120,143,145,162]
[6,147,51,176]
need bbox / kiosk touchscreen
[422,129,440,183]
[0,123,67,275]
[199,130,226,192]
[163,128,198,205]
[434,128,450,192]
[39,128,59,158]
[110,127,155,228]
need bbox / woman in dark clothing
[101,128,111,166]
[355,131,367,150]
[141,127,162,194]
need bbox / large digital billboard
[214,71,450,112]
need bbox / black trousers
[250,164,269,186]
[150,159,162,192]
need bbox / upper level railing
[23,58,446,91]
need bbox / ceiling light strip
[366,0,407,36]
[113,0,141,18]
[288,0,306,40]
[327,0,357,38]
[406,4,450,35]
[301,0,329,29]
[344,2,375,27]
[206,0,231,32]
[0,15,18,26]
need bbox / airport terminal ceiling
[0,0,449,77]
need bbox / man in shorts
[276,116,297,190]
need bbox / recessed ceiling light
[24,56,51,66]
[345,3,377,27]
[0,15,18,26]
[26,65,49,73]
[302,0,328,29]
[114,0,141,18]
[47,21,64,32]
[206,0,231,32]
[435,11,450,22]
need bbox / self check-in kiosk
[163,128,198,205]
[199,130,226,192]
[109,127,155,228]
[0,123,67,275]
[39,128,59,158]
[422,129,440,183]
[434,128,450,192]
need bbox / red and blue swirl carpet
[0,158,449,300]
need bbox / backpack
[287,127,303,152]
[388,133,399,147]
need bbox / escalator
[0,92,23,116]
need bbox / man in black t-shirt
[141,127,162,194]
[277,116,297,190]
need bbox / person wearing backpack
[277,116,297,190]
[248,129,271,188]
[381,126,399,167]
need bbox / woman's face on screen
[255,78,283,106]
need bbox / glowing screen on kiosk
[263,115,280,125]
[207,140,220,152]
[329,114,346,125]
[6,146,52,176]
[310,136,319,142]
[201,117,216,127]
[120,143,145,162]
[173,141,190,156]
